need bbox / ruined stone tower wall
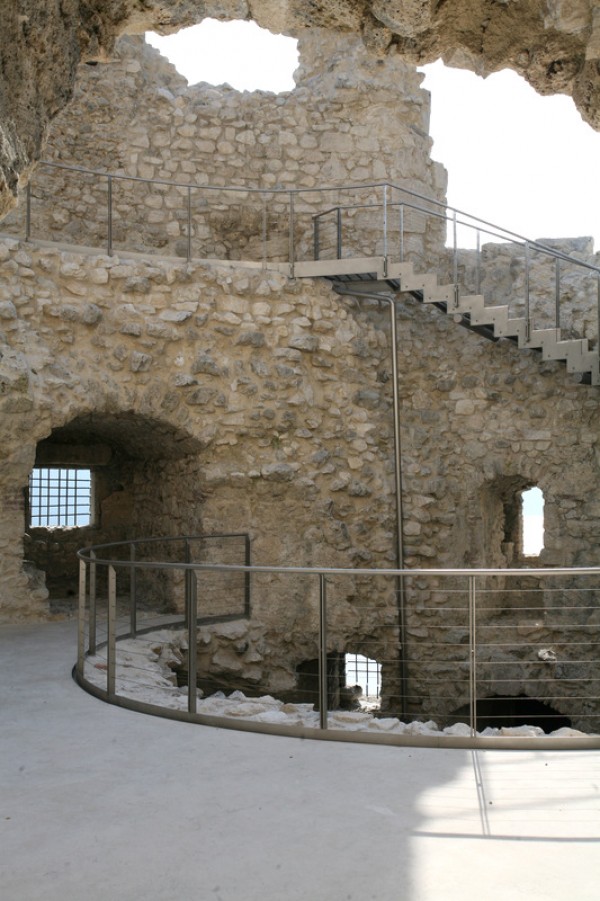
[2,229,600,724]
[3,32,447,268]
[2,31,600,727]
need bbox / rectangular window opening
[29,467,92,528]
[345,652,381,700]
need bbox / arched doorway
[24,411,203,613]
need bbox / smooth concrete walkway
[1,621,599,901]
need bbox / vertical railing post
[288,192,295,278]
[554,257,561,331]
[525,241,531,340]
[186,186,192,262]
[184,538,191,622]
[89,549,97,655]
[597,275,600,363]
[476,229,481,296]
[77,558,86,679]
[399,204,404,263]
[186,564,198,715]
[318,574,328,730]
[452,210,458,286]
[25,182,31,241]
[336,206,342,260]
[107,565,116,700]
[244,534,251,619]
[313,216,320,262]
[262,193,268,268]
[469,575,477,738]
[382,184,388,277]
[107,175,113,257]
[129,543,137,638]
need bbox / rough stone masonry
[1,28,600,729]
[2,1,600,220]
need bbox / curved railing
[75,536,600,749]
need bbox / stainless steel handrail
[16,159,600,352]
[77,538,600,576]
[75,536,600,750]
[34,160,600,274]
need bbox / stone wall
[2,29,600,729]
[3,0,600,223]
[3,231,600,726]
[0,236,398,615]
[3,32,446,270]
[453,237,600,346]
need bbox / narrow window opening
[29,467,92,528]
[521,485,544,557]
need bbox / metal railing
[75,536,600,749]
[5,160,599,345]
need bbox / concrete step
[307,257,599,386]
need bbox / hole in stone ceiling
[146,19,299,94]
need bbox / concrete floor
[1,621,599,901]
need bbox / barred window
[29,467,92,528]
[345,652,381,700]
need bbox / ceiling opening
[146,19,298,94]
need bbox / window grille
[29,467,92,528]
[345,653,381,699]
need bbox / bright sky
[147,19,600,249]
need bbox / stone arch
[23,410,205,612]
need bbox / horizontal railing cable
[75,535,600,750]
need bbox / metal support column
[334,287,406,718]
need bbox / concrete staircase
[293,257,600,386]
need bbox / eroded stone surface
[2,32,445,266]
[2,1,600,220]
[2,25,600,729]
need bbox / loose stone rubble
[82,628,591,740]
